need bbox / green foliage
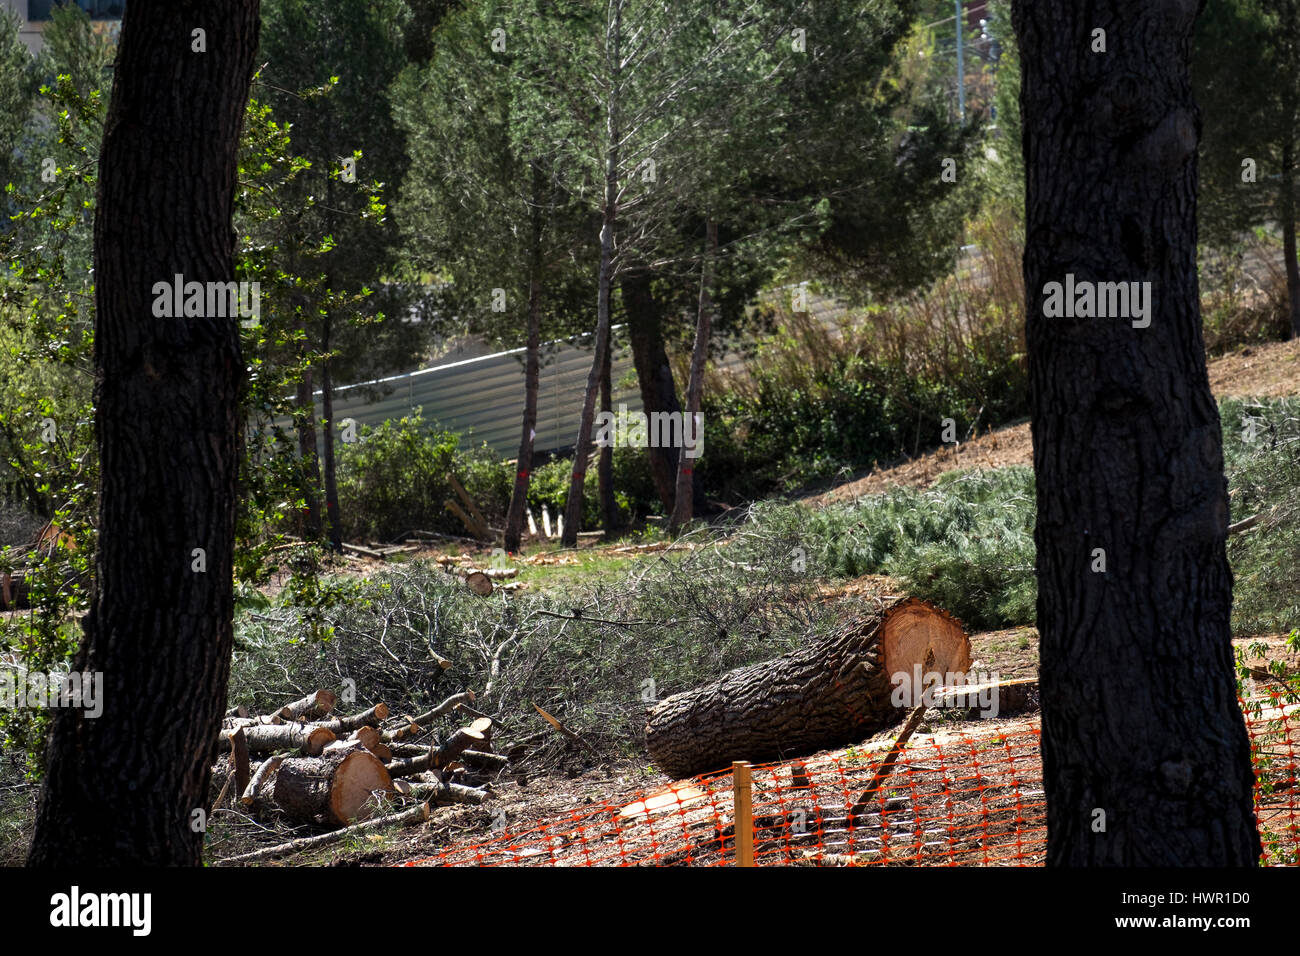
[334,413,462,542]
[332,411,662,543]
[0,10,40,202]
[0,69,103,777]
[1222,397,1300,635]
[700,228,1028,501]
[525,446,661,528]
[229,521,835,761]
[750,467,1036,630]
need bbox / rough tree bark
[28,0,261,866]
[669,218,716,532]
[1013,0,1261,864]
[645,597,969,778]
[622,267,682,514]
[503,164,547,554]
[598,326,619,535]
[561,0,621,547]
[1280,140,1300,340]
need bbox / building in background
[2,0,123,54]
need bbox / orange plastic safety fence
[400,704,1298,867]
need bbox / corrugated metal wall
[317,325,643,456]
[298,285,868,457]
[308,288,854,457]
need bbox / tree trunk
[561,0,621,548]
[267,742,394,827]
[504,165,546,554]
[1280,141,1300,340]
[218,722,336,757]
[598,328,619,535]
[28,0,261,867]
[321,314,342,552]
[622,267,681,515]
[669,218,716,533]
[1013,0,1261,864]
[644,597,969,779]
[295,346,322,540]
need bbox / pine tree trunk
[622,267,681,515]
[561,0,621,548]
[1280,142,1300,340]
[645,597,969,779]
[669,219,716,533]
[1013,0,1261,865]
[321,333,342,552]
[28,0,261,867]
[295,364,323,539]
[504,168,546,554]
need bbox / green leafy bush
[749,467,1037,630]
[335,412,462,541]
[1221,397,1300,635]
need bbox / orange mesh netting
[401,701,1298,867]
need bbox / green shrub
[748,467,1037,630]
[335,412,463,541]
[698,214,1028,502]
[1221,397,1300,635]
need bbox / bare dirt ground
[808,338,1300,506]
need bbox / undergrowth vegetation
[750,467,1036,631]
[229,518,840,765]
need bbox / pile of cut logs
[215,688,504,830]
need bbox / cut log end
[878,598,970,682]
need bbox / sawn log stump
[644,596,970,778]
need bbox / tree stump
[644,596,970,778]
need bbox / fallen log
[384,719,421,742]
[342,542,387,560]
[388,742,429,758]
[231,726,251,798]
[348,726,382,752]
[385,752,433,778]
[310,702,390,734]
[269,741,395,827]
[220,722,335,757]
[406,776,489,806]
[431,726,487,770]
[409,691,475,726]
[644,596,970,778]
[461,749,509,772]
[214,802,430,866]
[277,689,337,720]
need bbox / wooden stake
[733,761,754,867]
[849,704,927,820]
